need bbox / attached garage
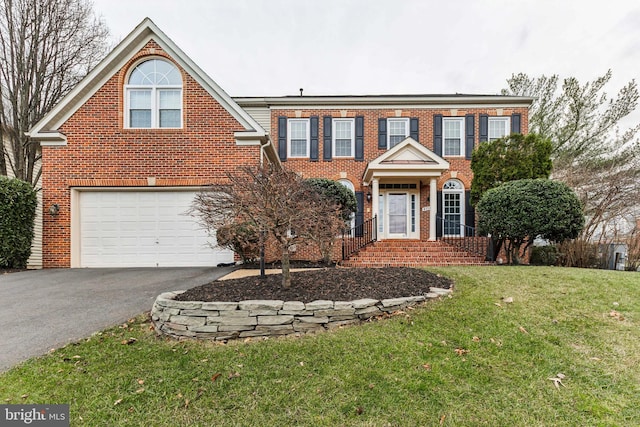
[74,189,233,268]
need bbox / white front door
[378,191,419,239]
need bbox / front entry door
[388,193,408,237]
[379,191,419,239]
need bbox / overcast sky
[92,0,640,123]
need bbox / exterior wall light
[366,192,372,202]
[49,203,60,216]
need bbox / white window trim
[332,118,355,158]
[443,117,465,157]
[287,118,310,158]
[387,118,410,149]
[125,86,183,129]
[442,179,465,237]
[124,59,183,129]
[488,116,511,141]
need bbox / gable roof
[28,18,267,146]
[363,137,450,184]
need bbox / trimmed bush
[0,176,37,268]
[530,245,559,266]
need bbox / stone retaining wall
[151,287,452,341]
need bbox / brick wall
[270,106,529,261]
[42,41,262,267]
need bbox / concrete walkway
[0,267,233,372]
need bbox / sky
[91,0,640,123]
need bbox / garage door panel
[79,190,232,267]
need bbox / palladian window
[125,59,182,128]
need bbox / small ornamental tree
[0,176,37,268]
[477,179,584,265]
[192,164,345,288]
[470,133,552,205]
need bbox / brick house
[29,18,532,268]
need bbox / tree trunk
[281,248,291,289]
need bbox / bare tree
[192,164,344,289]
[0,0,109,185]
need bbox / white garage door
[79,190,233,267]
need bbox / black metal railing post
[341,215,378,260]
[436,215,488,260]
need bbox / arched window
[338,179,356,230]
[125,59,182,128]
[442,179,464,236]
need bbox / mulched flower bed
[176,267,453,303]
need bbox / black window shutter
[310,116,319,161]
[479,114,488,143]
[436,191,443,238]
[465,190,475,236]
[433,115,443,156]
[355,191,365,237]
[323,116,332,161]
[278,116,287,161]
[410,118,419,141]
[465,114,475,160]
[355,116,364,161]
[511,113,522,134]
[378,118,387,149]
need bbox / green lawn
[1,267,639,426]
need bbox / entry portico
[363,137,450,241]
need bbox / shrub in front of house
[0,176,37,268]
[530,245,559,266]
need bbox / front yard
[1,266,638,426]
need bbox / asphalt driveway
[0,267,234,372]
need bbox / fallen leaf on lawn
[121,338,137,345]
[72,355,82,359]
[192,378,199,382]
[184,399,190,409]
[299,361,305,367]
[472,336,480,342]
[211,373,222,382]
[503,297,513,303]
[609,310,620,317]
[494,302,502,307]
[422,363,432,371]
[454,348,469,356]
[137,379,144,385]
[356,406,364,415]
[368,383,375,389]
[440,414,446,424]
[590,357,601,361]
[21,394,28,399]
[519,326,528,334]
[135,388,144,394]
[548,373,567,389]
[228,372,240,379]
[114,399,123,406]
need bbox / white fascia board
[234,96,535,109]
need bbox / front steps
[341,239,492,267]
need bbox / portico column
[429,178,437,241]
[371,178,379,238]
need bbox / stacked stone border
[151,287,452,341]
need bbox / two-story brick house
[29,18,532,268]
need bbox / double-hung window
[443,117,464,156]
[288,119,310,158]
[333,119,354,157]
[125,59,182,128]
[388,118,409,148]
[488,117,510,141]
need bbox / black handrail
[342,216,377,260]
[436,215,488,259]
